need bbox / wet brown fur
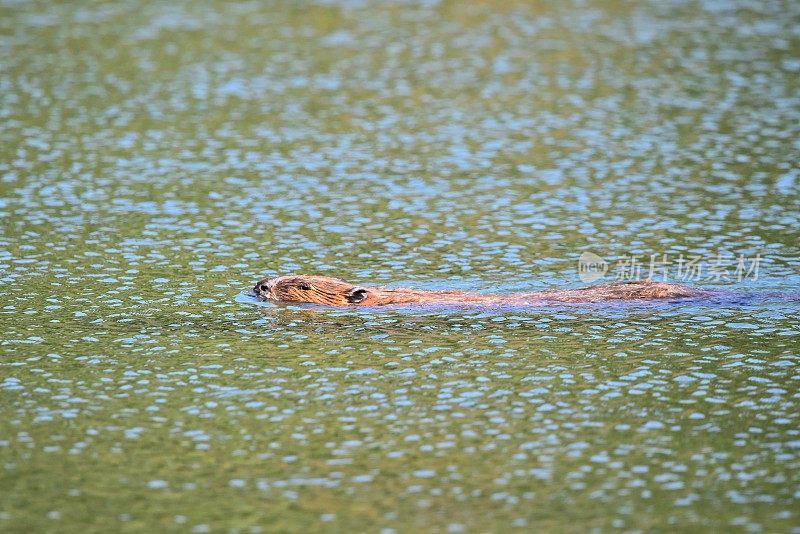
[254,275,710,307]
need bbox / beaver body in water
[253,275,712,307]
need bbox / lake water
[1,0,799,531]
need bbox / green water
[1,0,799,532]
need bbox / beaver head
[253,275,371,306]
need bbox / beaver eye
[297,282,311,290]
[259,284,269,292]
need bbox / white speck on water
[641,421,665,430]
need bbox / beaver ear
[346,287,369,304]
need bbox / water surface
[1,0,799,531]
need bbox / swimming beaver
[253,275,711,306]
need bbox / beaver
[252,274,711,307]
